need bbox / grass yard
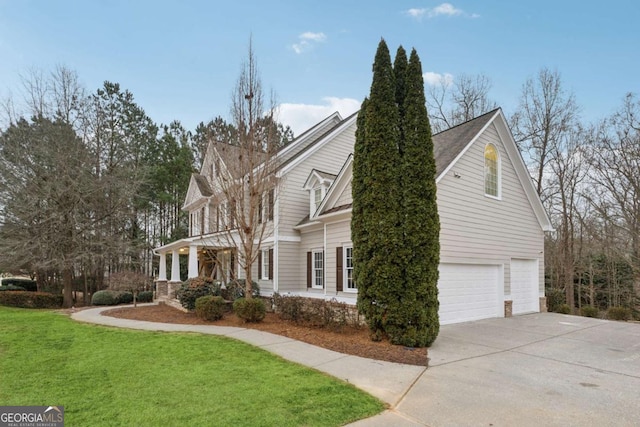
[0,307,383,426]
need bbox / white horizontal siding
[276,241,302,293]
[324,219,352,295]
[437,123,544,296]
[277,122,356,233]
[335,181,352,206]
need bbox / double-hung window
[344,246,356,291]
[313,250,324,288]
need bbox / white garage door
[438,264,501,325]
[511,259,539,314]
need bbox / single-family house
[154,108,553,324]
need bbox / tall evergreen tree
[393,46,408,156]
[393,48,440,346]
[354,42,440,347]
[353,39,402,340]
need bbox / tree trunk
[63,268,73,308]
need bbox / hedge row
[0,291,63,308]
[91,290,154,306]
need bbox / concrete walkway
[73,307,640,426]
[71,305,425,425]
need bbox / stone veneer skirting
[504,300,513,317]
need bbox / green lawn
[0,307,383,426]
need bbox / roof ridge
[433,107,501,136]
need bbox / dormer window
[314,187,322,211]
[303,169,338,218]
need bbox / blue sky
[1,0,638,135]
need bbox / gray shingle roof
[432,108,499,176]
[193,174,213,196]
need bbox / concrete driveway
[352,313,640,426]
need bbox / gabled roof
[277,112,343,167]
[313,108,553,232]
[278,111,359,173]
[432,108,499,177]
[303,169,337,190]
[193,174,213,196]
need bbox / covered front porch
[154,234,239,299]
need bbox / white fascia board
[279,114,358,177]
[436,109,500,184]
[492,112,554,232]
[314,154,353,217]
[277,111,343,158]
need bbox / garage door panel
[511,259,539,314]
[438,264,500,325]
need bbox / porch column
[158,252,167,281]
[171,249,180,282]
[188,245,199,278]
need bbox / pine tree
[353,39,402,340]
[395,48,440,346]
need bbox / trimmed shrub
[233,297,266,322]
[272,293,306,323]
[91,290,118,306]
[0,278,37,292]
[545,287,566,313]
[176,277,220,311]
[0,285,27,291]
[223,279,259,301]
[272,294,361,330]
[0,291,63,308]
[115,291,134,305]
[580,305,599,318]
[137,291,153,303]
[558,304,571,314]
[195,295,226,321]
[607,306,631,321]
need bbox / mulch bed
[103,303,428,366]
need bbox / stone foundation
[168,281,181,299]
[539,296,548,313]
[156,280,168,298]
[504,300,513,317]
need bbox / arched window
[484,144,500,197]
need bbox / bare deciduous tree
[209,40,281,298]
[510,68,579,199]
[586,93,640,298]
[427,73,497,133]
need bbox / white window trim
[261,249,270,281]
[343,245,356,293]
[310,186,326,216]
[484,143,502,200]
[312,249,324,289]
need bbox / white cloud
[405,3,479,20]
[291,32,327,54]
[423,71,454,86]
[278,97,360,135]
[432,3,463,17]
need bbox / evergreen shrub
[176,277,220,310]
[0,285,27,291]
[0,291,63,308]
[91,290,118,306]
[222,279,259,301]
[233,297,265,322]
[195,295,226,321]
[580,305,599,318]
[115,291,134,304]
[558,304,571,314]
[607,306,631,321]
[137,291,153,303]
[545,287,566,312]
